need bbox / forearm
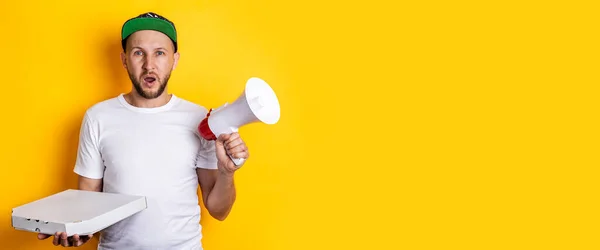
[78,176,103,192]
[205,172,236,220]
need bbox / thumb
[215,134,230,158]
[216,133,230,145]
[37,233,51,240]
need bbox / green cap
[121,12,178,52]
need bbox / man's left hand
[215,132,249,176]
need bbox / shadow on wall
[0,30,128,250]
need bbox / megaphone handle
[224,127,245,166]
[229,156,246,166]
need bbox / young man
[37,12,248,249]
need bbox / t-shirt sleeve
[195,137,218,169]
[73,112,105,179]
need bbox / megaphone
[198,77,281,166]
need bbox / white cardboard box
[11,189,147,236]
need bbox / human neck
[124,91,172,108]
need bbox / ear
[172,52,180,70]
[120,51,127,69]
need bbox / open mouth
[144,76,156,83]
[143,76,157,87]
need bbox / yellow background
[0,0,598,249]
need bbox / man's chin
[134,86,162,99]
[141,91,161,99]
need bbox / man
[37,12,248,249]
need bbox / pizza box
[11,189,147,236]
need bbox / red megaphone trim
[198,108,217,141]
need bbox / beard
[128,71,171,99]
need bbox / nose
[143,55,156,71]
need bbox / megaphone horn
[198,77,281,166]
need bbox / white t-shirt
[73,93,218,250]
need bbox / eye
[157,51,165,56]
[134,51,143,56]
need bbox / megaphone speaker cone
[245,77,280,124]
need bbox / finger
[225,138,244,150]
[76,235,91,246]
[37,233,51,240]
[227,142,247,155]
[225,132,240,144]
[217,133,231,144]
[229,151,249,160]
[52,233,59,246]
[73,234,81,246]
[215,138,227,159]
[61,233,70,247]
[227,143,247,155]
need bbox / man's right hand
[37,232,93,247]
